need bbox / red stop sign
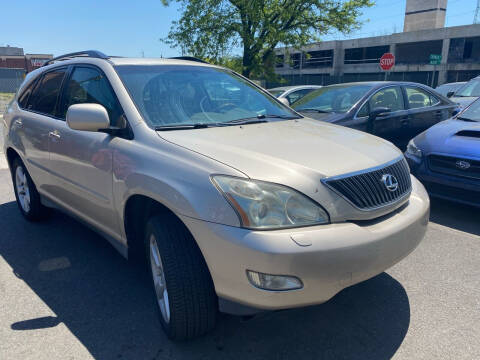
[380,53,395,71]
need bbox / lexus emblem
[455,160,471,170]
[381,174,399,192]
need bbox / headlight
[211,175,329,229]
[406,139,422,158]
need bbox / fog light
[246,270,303,291]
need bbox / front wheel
[145,215,217,340]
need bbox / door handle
[400,116,410,127]
[49,130,61,139]
[14,119,23,127]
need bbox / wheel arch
[123,194,209,267]
[6,147,20,171]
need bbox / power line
[475,0,480,24]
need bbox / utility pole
[475,0,480,24]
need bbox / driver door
[47,65,124,238]
[359,86,411,146]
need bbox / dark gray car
[292,81,458,148]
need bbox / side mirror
[447,91,455,98]
[66,103,110,132]
[369,107,391,119]
[278,97,290,106]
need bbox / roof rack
[43,50,109,66]
[169,56,209,64]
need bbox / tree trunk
[242,44,254,78]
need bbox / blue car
[405,98,480,207]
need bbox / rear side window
[405,87,439,109]
[61,66,123,125]
[27,69,67,116]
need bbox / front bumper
[180,176,429,312]
[406,153,480,207]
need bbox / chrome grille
[323,158,412,210]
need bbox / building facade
[272,24,480,89]
[0,46,53,92]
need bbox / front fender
[111,136,243,240]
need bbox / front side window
[370,86,405,112]
[61,66,123,125]
[27,69,66,116]
[115,65,298,127]
[292,84,373,113]
[405,87,439,109]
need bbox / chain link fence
[0,68,24,115]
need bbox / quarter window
[405,87,439,109]
[18,78,39,109]
[61,67,123,125]
[27,69,67,116]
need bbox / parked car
[435,82,466,97]
[448,76,480,110]
[291,81,457,149]
[2,51,429,340]
[405,98,480,207]
[268,85,322,105]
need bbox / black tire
[145,214,217,340]
[11,157,49,221]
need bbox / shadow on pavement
[0,199,410,360]
[429,198,480,237]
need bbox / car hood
[295,111,346,123]
[450,96,478,109]
[415,118,480,158]
[157,118,402,182]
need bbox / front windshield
[458,99,480,121]
[292,84,373,113]
[455,79,480,97]
[115,65,298,127]
[268,89,284,97]
[436,84,457,97]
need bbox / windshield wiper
[457,116,478,122]
[222,118,268,125]
[155,123,214,131]
[296,108,332,113]
[256,114,299,119]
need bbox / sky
[0,0,478,57]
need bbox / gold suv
[2,51,430,340]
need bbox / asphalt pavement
[0,168,479,360]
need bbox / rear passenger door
[403,86,454,136]
[15,67,67,193]
[47,65,124,239]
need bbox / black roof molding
[43,50,109,66]
[169,56,209,64]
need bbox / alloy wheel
[149,234,171,323]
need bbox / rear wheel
[12,157,48,221]
[145,214,217,340]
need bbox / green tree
[161,0,373,79]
